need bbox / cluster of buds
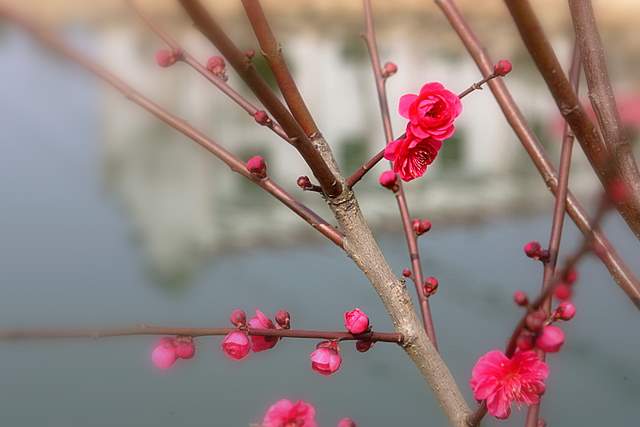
[206,55,227,81]
[151,336,196,369]
[381,61,398,78]
[246,155,267,179]
[155,49,181,68]
[523,240,549,262]
[378,170,399,192]
[412,218,432,236]
[222,309,285,361]
[423,276,439,297]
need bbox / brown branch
[568,0,640,231]
[434,0,640,308]
[503,0,640,239]
[457,72,500,99]
[240,0,319,136]
[128,0,288,140]
[525,42,581,427]
[362,0,437,347]
[345,148,385,189]
[0,325,403,343]
[0,6,343,249]
[177,0,341,198]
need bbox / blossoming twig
[127,0,288,140]
[361,0,437,347]
[434,0,640,308]
[0,6,344,249]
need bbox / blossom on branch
[399,82,462,141]
[249,309,279,352]
[310,341,342,376]
[384,129,442,181]
[262,399,317,427]
[343,308,370,335]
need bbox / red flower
[310,341,342,376]
[399,82,462,141]
[221,331,250,360]
[343,308,370,335]
[248,310,279,352]
[470,350,549,419]
[262,399,317,427]
[384,129,442,181]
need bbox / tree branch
[345,148,385,189]
[503,0,640,239]
[362,0,437,348]
[434,0,640,308]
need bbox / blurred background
[0,0,638,426]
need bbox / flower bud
[275,310,291,329]
[151,338,177,369]
[424,276,439,296]
[253,110,271,126]
[297,176,313,190]
[516,333,535,351]
[554,283,572,301]
[206,55,226,75]
[344,308,370,335]
[382,61,398,78]
[155,49,178,68]
[246,155,267,178]
[563,268,578,285]
[221,331,250,360]
[337,418,357,427]
[378,170,398,191]
[523,241,542,259]
[310,344,342,376]
[525,310,546,332]
[355,340,373,353]
[555,301,576,321]
[412,218,432,236]
[174,336,196,360]
[494,59,513,76]
[230,308,247,327]
[402,268,412,278]
[535,325,565,353]
[244,49,255,60]
[513,290,529,307]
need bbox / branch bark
[503,0,640,239]
[434,0,640,308]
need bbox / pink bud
[402,268,412,278]
[554,283,572,301]
[355,340,373,353]
[563,268,578,285]
[382,61,398,78]
[275,310,291,329]
[344,308,370,335]
[524,241,542,259]
[337,418,357,427]
[253,110,271,126]
[246,155,267,178]
[174,336,196,360]
[536,325,565,353]
[378,170,398,191]
[424,276,439,296]
[230,309,247,327]
[221,331,251,360]
[494,59,513,76]
[513,290,529,306]
[151,338,177,369]
[412,218,432,236]
[155,49,178,68]
[556,301,576,321]
[516,333,534,351]
[297,175,312,190]
[206,55,226,74]
[244,49,255,60]
[525,310,546,332]
[310,345,342,376]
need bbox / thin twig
[434,0,640,308]
[345,148,385,189]
[177,0,341,198]
[361,0,437,347]
[128,0,288,140]
[457,72,499,99]
[0,326,403,343]
[0,6,344,249]
[504,0,640,239]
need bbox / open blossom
[384,129,442,181]
[399,82,462,141]
[262,399,317,427]
[470,350,549,419]
[344,308,370,334]
[221,331,250,360]
[310,342,342,376]
[249,310,279,352]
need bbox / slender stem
[0,326,403,343]
[361,0,437,348]
[240,0,319,136]
[434,0,640,308]
[525,42,581,427]
[177,0,341,198]
[128,0,288,140]
[0,7,343,249]
[457,72,499,99]
[345,148,385,189]
[503,0,640,239]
